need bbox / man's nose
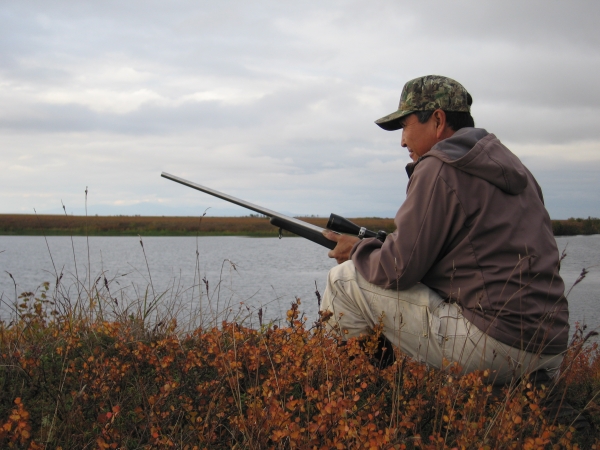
[401,130,407,147]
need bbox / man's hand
[323,230,360,264]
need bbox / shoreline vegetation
[1,214,599,237]
[1,282,598,447]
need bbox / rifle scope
[327,214,387,243]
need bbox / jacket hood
[423,127,529,195]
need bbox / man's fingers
[325,231,358,264]
[322,230,340,242]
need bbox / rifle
[161,172,387,249]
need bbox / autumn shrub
[0,284,599,449]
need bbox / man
[322,75,569,385]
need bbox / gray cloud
[1,0,599,219]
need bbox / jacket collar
[405,159,422,178]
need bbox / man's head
[376,75,475,161]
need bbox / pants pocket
[363,288,430,338]
[433,303,474,362]
[392,301,429,337]
[435,303,468,337]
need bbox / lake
[1,234,599,331]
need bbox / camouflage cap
[375,75,472,131]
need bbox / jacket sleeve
[350,159,466,290]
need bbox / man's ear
[433,109,453,140]
[433,109,446,129]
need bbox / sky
[1,0,599,219]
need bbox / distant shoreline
[0,214,598,237]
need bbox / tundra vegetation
[0,214,598,237]
[0,275,598,449]
[1,212,599,448]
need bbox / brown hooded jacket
[351,128,569,354]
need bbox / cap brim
[374,109,414,131]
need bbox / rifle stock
[161,172,337,249]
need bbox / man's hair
[415,110,475,131]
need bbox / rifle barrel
[161,172,336,249]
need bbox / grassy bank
[0,281,599,448]
[1,214,598,237]
[552,217,600,236]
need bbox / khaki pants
[321,261,563,385]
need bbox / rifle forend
[161,172,337,249]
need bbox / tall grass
[553,217,600,236]
[0,215,398,237]
[1,214,598,236]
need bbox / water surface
[1,235,598,330]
